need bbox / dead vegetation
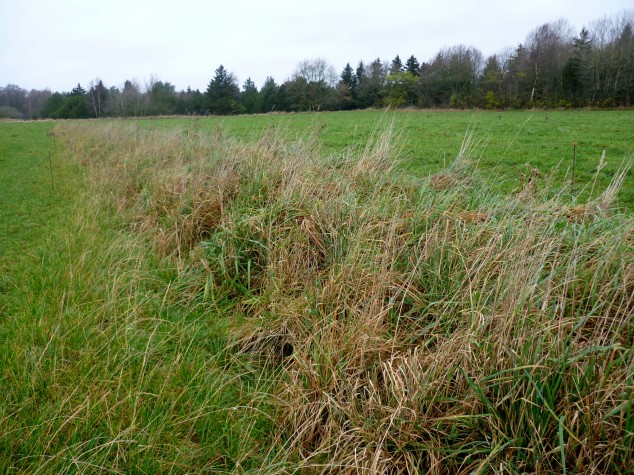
[57,120,634,473]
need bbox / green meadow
[1,110,633,473]
[141,109,634,205]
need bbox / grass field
[139,109,634,206]
[0,122,274,472]
[1,110,633,473]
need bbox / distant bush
[557,99,573,109]
[0,105,22,119]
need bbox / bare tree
[420,45,483,106]
[88,79,108,118]
[585,10,634,104]
[525,19,574,103]
[122,79,143,116]
[26,89,52,119]
[292,58,337,87]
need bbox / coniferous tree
[362,58,387,106]
[390,55,404,74]
[571,28,592,100]
[338,63,357,109]
[57,84,89,118]
[275,82,290,111]
[57,95,88,118]
[240,77,260,114]
[355,62,366,86]
[205,65,240,115]
[355,61,372,107]
[339,63,357,90]
[405,55,420,76]
[260,77,279,112]
[562,30,591,104]
[41,92,65,118]
[69,83,86,97]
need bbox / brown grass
[57,120,634,473]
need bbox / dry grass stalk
[57,120,634,473]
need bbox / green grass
[0,121,79,350]
[0,121,63,273]
[0,122,274,473]
[1,112,632,473]
[137,109,634,207]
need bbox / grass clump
[31,120,634,472]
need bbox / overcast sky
[1,0,632,92]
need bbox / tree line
[2,11,633,120]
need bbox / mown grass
[1,114,633,473]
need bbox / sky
[1,0,632,93]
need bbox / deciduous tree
[479,54,505,108]
[88,79,108,118]
[291,58,338,111]
[293,58,337,86]
[420,46,483,107]
[146,78,177,115]
[384,71,418,107]
[524,19,574,104]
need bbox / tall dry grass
[57,119,633,473]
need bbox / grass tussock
[54,120,633,473]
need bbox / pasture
[141,109,634,206]
[1,110,633,473]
